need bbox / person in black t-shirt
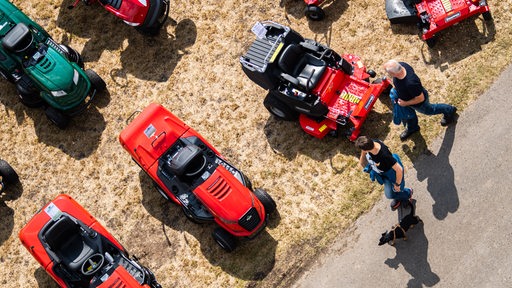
[383,60,457,141]
[355,136,413,210]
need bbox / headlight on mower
[138,0,147,6]
[51,90,68,97]
[73,69,79,85]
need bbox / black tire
[367,69,377,78]
[154,183,171,201]
[45,106,69,129]
[16,82,43,108]
[85,69,106,93]
[212,227,237,252]
[0,70,15,83]
[0,160,19,184]
[482,11,492,21]
[59,44,84,69]
[242,173,253,190]
[263,93,299,121]
[426,37,436,48]
[253,188,276,215]
[304,5,325,21]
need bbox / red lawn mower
[0,159,19,194]
[19,194,161,288]
[385,0,492,47]
[68,0,170,35]
[240,21,391,141]
[119,103,276,252]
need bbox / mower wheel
[482,11,492,21]
[16,82,43,108]
[45,106,69,129]
[426,37,436,48]
[367,69,377,78]
[264,93,299,121]
[60,44,84,68]
[85,69,106,93]
[254,188,276,215]
[0,70,15,83]
[304,5,325,21]
[242,173,253,190]
[154,183,171,201]
[213,227,237,252]
[0,160,19,184]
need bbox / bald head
[383,60,405,78]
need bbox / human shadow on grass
[56,5,196,82]
[403,125,458,220]
[138,171,278,280]
[384,222,440,287]
[263,109,392,162]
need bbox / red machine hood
[194,166,256,222]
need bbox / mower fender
[385,0,418,24]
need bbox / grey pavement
[294,64,512,288]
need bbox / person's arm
[359,151,368,168]
[391,162,403,191]
[398,92,425,106]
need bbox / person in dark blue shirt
[383,60,457,140]
[355,136,413,210]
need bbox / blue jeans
[383,178,412,202]
[380,154,412,201]
[405,90,456,131]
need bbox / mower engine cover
[119,103,272,243]
[19,194,161,288]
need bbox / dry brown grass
[1,0,512,287]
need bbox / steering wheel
[81,253,104,276]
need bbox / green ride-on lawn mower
[0,0,106,128]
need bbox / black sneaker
[441,107,458,126]
[400,128,419,141]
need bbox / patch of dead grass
[1,0,512,287]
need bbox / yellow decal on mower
[441,0,452,12]
[269,43,284,63]
[340,91,361,104]
[319,124,328,132]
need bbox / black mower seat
[278,44,326,91]
[168,145,207,177]
[44,216,97,271]
[2,23,33,53]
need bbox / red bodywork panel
[119,103,266,237]
[18,194,131,287]
[301,54,390,140]
[417,0,490,40]
[89,0,148,25]
[304,0,325,5]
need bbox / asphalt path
[294,64,512,288]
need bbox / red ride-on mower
[240,21,391,141]
[68,0,170,35]
[385,0,492,47]
[119,103,276,252]
[0,159,19,193]
[19,194,162,288]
